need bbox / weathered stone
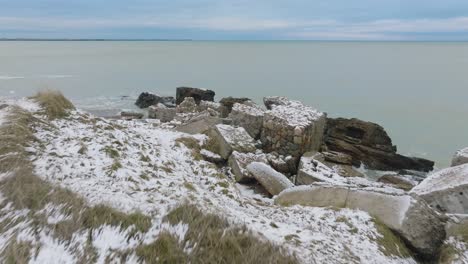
[411,163,468,214]
[325,118,434,172]
[135,92,175,108]
[200,149,224,164]
[176,116,226,134]
[120,111,144,120]
[148,104,176,122]
[263,96,290,110]
[229,103,264,139]
[452,147,468,167]
[177,97,198,113]
[378,174,416,191]
[228,151,268,183]
[246,162,294,196]
[219,97,251,117]
[275,184,446,258]
[0,104,8,110]
[260,97,327,165]
[210,124,257,159]
[176,87,215,105]
[266,153,291,175]
[321,151,353,165]
[198,100,223,116]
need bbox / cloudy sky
[1,0,468,40]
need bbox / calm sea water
[1,41,467,167]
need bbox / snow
[232,102,264,116]
[268,99,325,126]
[215,124,255,145]
[0,100,421,263]
[411,163,468,195]
[246,162,294,194]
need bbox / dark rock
[324,118,434,172]
[120,111,144,120]
[377,174,415,191]
[135,92,175,109]
[219,97,251,117]
[176,87,215,105]
[0,104,9,110]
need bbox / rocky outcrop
[246,162,294,196]
[275,184,446,258]
[411,163,468,214]
[219,97,251,117]
[228,151,268,182]
[148,104,176,122]
[229,103,264,139]
[210,124,257,159]
[377,174,416,191]
[452,147,468,167]
[324,118,434,172]
[135,92,175,108]
[176,87,215,105]
[261,97,327,166]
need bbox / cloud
[1,15,468,39]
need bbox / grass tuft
[136,232,188,263]
[32,90,75,119]
[372,218,412,258]
[1,239,32,264]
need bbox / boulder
[210,124,257,159]
[120,111,144,120]
[219,97,251,117]
[0,104,8,110]
[266,153,295,175]
[263,96,290,110]
[200,149,224,164]
[452,147,468,167]
[260,97,327,165]
[411,163,468,214]
[198,101,223,116]
[135,92,175,108]
[324,118,434,172]
[296,152,348,185]
[229,103,264,139]
[148,104,176,122]
[312,152,363,178]
[377,174,416,191]
[176,97,198,113]
[228,151,268,183]
[275,184,446,257]
[176,116,226,135]
[176,87,215,105]
[246,162,294,196]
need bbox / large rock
[377,174,416,191]
[246,162,294,196]
[411,163,468,214]
[452,147,468,167]
[176,116,227,134]
[228,151,268,183]
[148,104,176,122]
[229,103,264,139]
[261,97,327,164]
[275,184,446,258]
[311,152,363,178]
[135,92,175,108]
[324,118,434,172]
[176,97,198,113]
[210,124,257,159]
[176,87,215,105]
[219,97,251,117]
[198,100,223,117]
[263,96,290,110]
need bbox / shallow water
[1,41,467,167]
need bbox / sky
[1,0,468,40]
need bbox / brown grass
[32,90,75,119]
[136,203,298,264]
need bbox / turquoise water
[1,41,467,167]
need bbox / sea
[1,40,467,168]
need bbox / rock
[210,124,257,159]
[246,162,294,196]
[378,174,416,191]
[148,104,176,122]
[135,92,175,108]
[198,100,223,116]
[120,111,144,120]
[260,97,327,165]
[296,152,347,185]
[176,116,226,135]
[176,87,215,105]
[324,117,434,172]
[228,151,268,183]
[312,152,363,178]
[0,104,8,110]
[263,96,290,110]
[452,147,468,167]
[177,97,198,113]
[411,163,468,214]
[200,149,224,164]
[219,97,251,117]
[229,103,264,139]
[275,184,446,258]
[266,153,292,175]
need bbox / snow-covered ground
[0,98,463,263]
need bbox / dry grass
[31,90,75,119]
[136,203,298,264]
[1,239,33,264]
[372,219,412,258]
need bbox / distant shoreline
[0,38,193,42]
